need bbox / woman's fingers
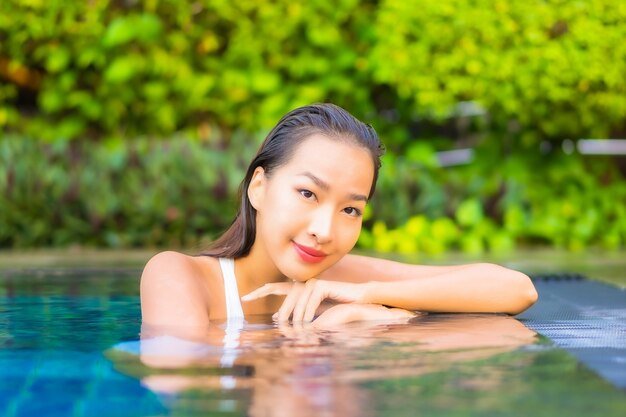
[241,282,292,302]
[303,284,326,322]
[241,278,400,325]
[276,282,304,322]
[292,279,332,323]
[288,279,363,323]
[312,304,418,329]
[387,307,419,320]
[310,304,355,329]
[292,279,317,322]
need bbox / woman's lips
[292,242,328,264]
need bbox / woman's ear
[247,167,266,210]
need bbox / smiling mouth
[292,241,328,264]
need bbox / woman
[141,103,538,328]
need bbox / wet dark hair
[201,103,384,259]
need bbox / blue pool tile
[0,353,38,377]
[0,378,27,397]
[28,377,89,398]
[14,397,76,417]
[0,398,15,417]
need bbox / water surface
[0,268,625,416]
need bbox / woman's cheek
[338,221,362,251]
[268,197,303,232]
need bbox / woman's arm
[243,255,538,320]
[360,262,538,315]
[319,254,537,314]
[318,254,483,282]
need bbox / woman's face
[249,134,375,282]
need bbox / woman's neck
[233,242,287,315]
[234,241,286,296]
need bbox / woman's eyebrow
[297,171,368,202]
[298,171,330,191]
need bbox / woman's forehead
[281,135,374,192]
[289,134,370,160]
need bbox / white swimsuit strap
[219,258,245,319]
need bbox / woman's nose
[307,208,334,243]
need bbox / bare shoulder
[141,251,201,289]
[140,251,216,327]
[142,250,201,274]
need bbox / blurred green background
[1,0,625,255]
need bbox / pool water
[1,268,625,417]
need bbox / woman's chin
[279,262,323,282]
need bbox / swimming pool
[1,255,625,417]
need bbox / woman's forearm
[362,263,538,315]
[320,254,477,283]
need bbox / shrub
[0,0,375,139]
[370,0,626,144]
[2,136,624,252]
[1,0,625,251]
[0,134,255,248]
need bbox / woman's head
[203,103,384,260]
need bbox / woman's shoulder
[141,251,222,287]
[142,251,194,279]
[144,250,195,266]
[140,251,220,326]
[143,250,219,273]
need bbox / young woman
[140,103,538,328]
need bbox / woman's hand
[312,304,417,329]
[241,279,369,322]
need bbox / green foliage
[1,0,625,251]
[0,0,375,139]
[0,134,256,248]
[362,146,626,254]
[3,1,623,142]
[2,135,624,251]
[371,0,626,142]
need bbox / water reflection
[108,315,537,417]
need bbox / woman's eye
[343,207,362,217]
[299,189,315,200]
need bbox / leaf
[39,90,64,113]
[45,46,71,73]
[404,215,428,238]
[455,198,484,227]
[406,142,437,168]
[250,70,281,94]
[104,55,144,83]
[135,14,163,43]
[102,17,137,48]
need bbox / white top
[218,257,245,319]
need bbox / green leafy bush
[2,136,624,251]
[0,134,256,248]
[0,0,375,139]
[1,0,625,251]
[4,1,623,142]
[362,143,626,254]
[370,0,626,144]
